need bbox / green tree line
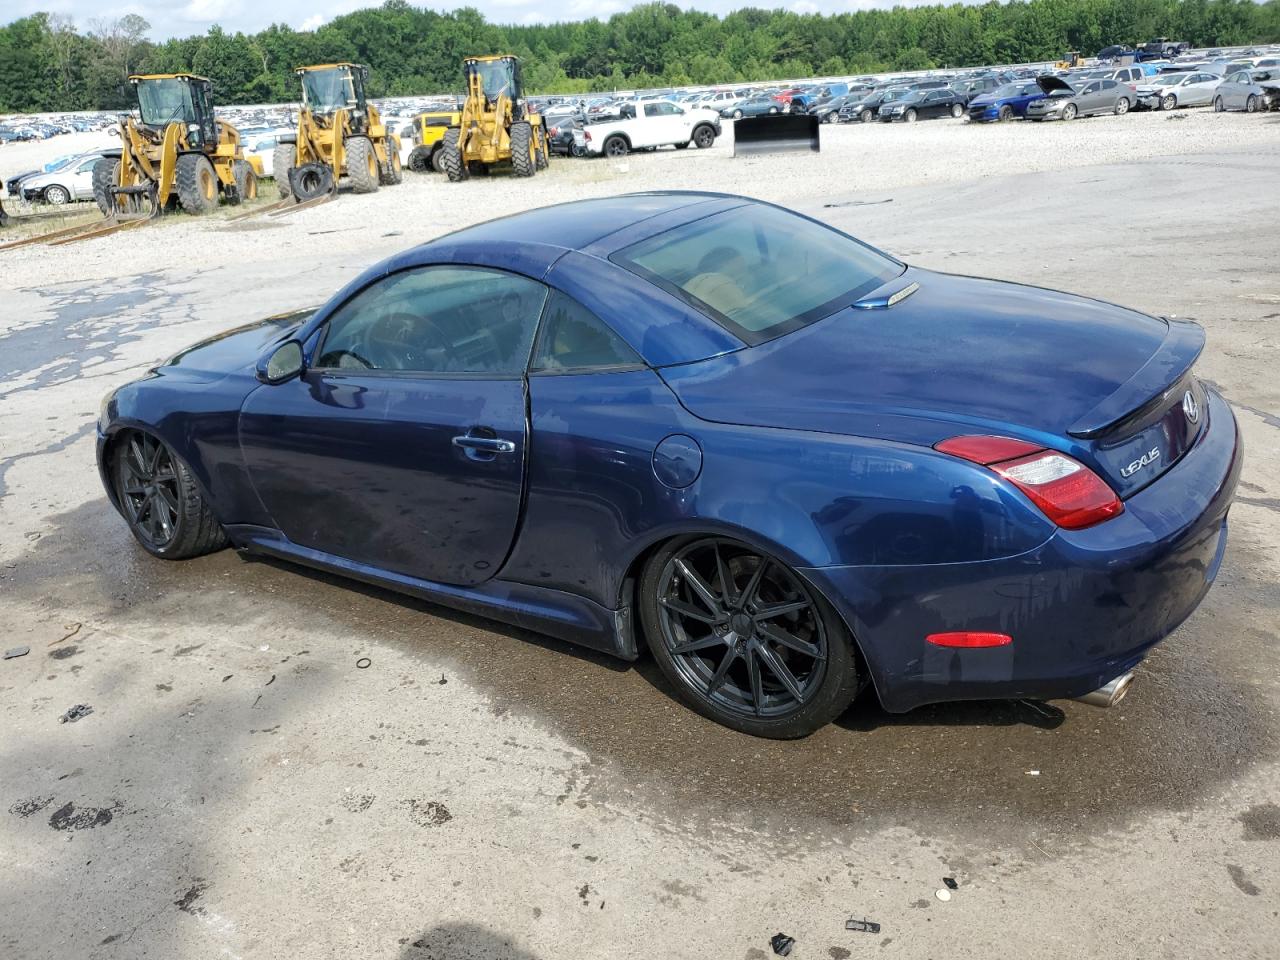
[1,0,1278,113]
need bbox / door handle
[452,435,516,455]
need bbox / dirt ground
[2,112,1279,960]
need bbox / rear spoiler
[1067,318,1205,439]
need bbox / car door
[1191,73,1219,105]
[70,157,99,198]
[666,102,694,143]
[238,264,546,586]
[1077,81,1103,114]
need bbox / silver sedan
[1027,76,1133,121]
[1214,69,1280,112]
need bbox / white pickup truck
[578,100,723,157]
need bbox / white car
[17,153,106,205]
[579,100,722,157]
[1138,71,1224,110]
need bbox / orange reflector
[926,631,1013,648]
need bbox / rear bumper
[803,389,1242,712]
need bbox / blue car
[966,80,1047,121]
[97,193,1241,738]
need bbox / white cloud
[178,0,245,24]
[300,13,326,30]
[790,0,819,12]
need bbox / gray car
[1026,76,1133,121]
[1213,69,1280,112]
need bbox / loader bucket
[733,114,820,157]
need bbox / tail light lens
[935,435,1123,530]
[583,130,592,141]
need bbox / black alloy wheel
[112,431,227,559]
[641,537,861,737]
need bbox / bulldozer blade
[732,114,821,157]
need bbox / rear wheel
[92,158,119,216]
[345,136,379,193]
[175,154,218,214]
[603,134,629,158]
[535,126,550,170]
[733,109,743,120]
[950,103,963,118]
[640,536,861,739]
[509,121,535,177]
[380,144,403,185]
[272,142,295,199]
[231,160,257,204]
[440,128,468,181]
[407,145,431,172]
[1115,97,1130,115]
[112,431,227,560]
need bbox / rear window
[613,203,902,344]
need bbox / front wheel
[950,103,963,118]
[1062,103,1078,120]
[174,154,218,214]
[733,109,743,120]
[904,108,918,123]
[692,123,716,148]
[859,108,873,123]
[509,121,535,177]
[43,184,70,205]
[345,136,379,193]
[1213,95,1225,112]
[1246,94,1259,114]
[640,536,861,738]
[439,128,468,182]
[92,158,119,216]
[998,105,1013,121]
[1161,94,1177,111]
[272,142,295,199]
[231,159,257,203]
[111,431,227,560]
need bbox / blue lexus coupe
[98,193,1241,738]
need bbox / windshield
[472,59,515,100]
[136,78,196,127]
[301,67,357,112]
[1150,75,1185,86]
[900,91,927,103]
[613,203,903,345]
[991,84,1022,97]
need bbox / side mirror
[258,340,305,384]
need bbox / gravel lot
[2,111,1279,959]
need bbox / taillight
[583,130,592,141]
[934,435,1123,530]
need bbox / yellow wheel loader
[439,55,550,182]
[273,63,402,202]
[406,108,462,173]
[92,74,262,219]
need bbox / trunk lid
[659,268,1203,495]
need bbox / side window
[530,292,643,374]
[317,266,547,376]
[78,159,99,172]
[1083,82,1100,94]
[1103,80,1118,89]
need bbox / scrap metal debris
[943,877,958,890]
[4,645,30,659]
[770,933,795,956]
[59,704,93,723]
[356,658,372,669]
[845,918,881,934]
[265,674,276,686]
[438,673,447,685]
[50,623,82,646]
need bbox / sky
[11,0,955,40]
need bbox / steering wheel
[361,312,450,370]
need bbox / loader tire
[440,128,468,182]
[345,136,380,194]
[535,127,549,170]
[231,160,258,204]
[380,144,403,185]
[175,154,218,215]
[92,158,119,217]
[510,121,535,177]
[431,147,447,173]
[273,142,295,199]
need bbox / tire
[1062,103,1078,121]
[231,160,257,204]
[111,430,227,560]
[733,109,743,120]
[692,123,716,148]
[379,144,402,185]
[345,136,379,193]
[1246,94,1258,114]
[640,536,861,739]
[272,142,295,199]
[1161,94,1176,111]
[998,105,1013,121]
[905,108,918,123]
[407,145,430,172]
[509,121,535,177]
[289,163,333,201]
[175,154,218,214]
[603,134,629,158]
[431,146,447,172]
[43,184,70,205]
[674,141,689,150]
[440,128,467,181]
[859,108,872,123]
[768,106,779,115]
[950,103,963,118]
[1213,96,1225,113]
[92,158,119,216]
[535,127,550,170]
[1115,97,1130,115]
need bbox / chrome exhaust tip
[1074,671,1136,708]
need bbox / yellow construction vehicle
[406,108,462,173]
[92,73,261,218]
[439,55,549,181]
[1055,51,1082,70]
[273,63,401,201]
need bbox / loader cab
[465,56,526,118]
[131,74,217,150]
[297,63,371,130]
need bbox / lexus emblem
[1183,390,1199,424]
